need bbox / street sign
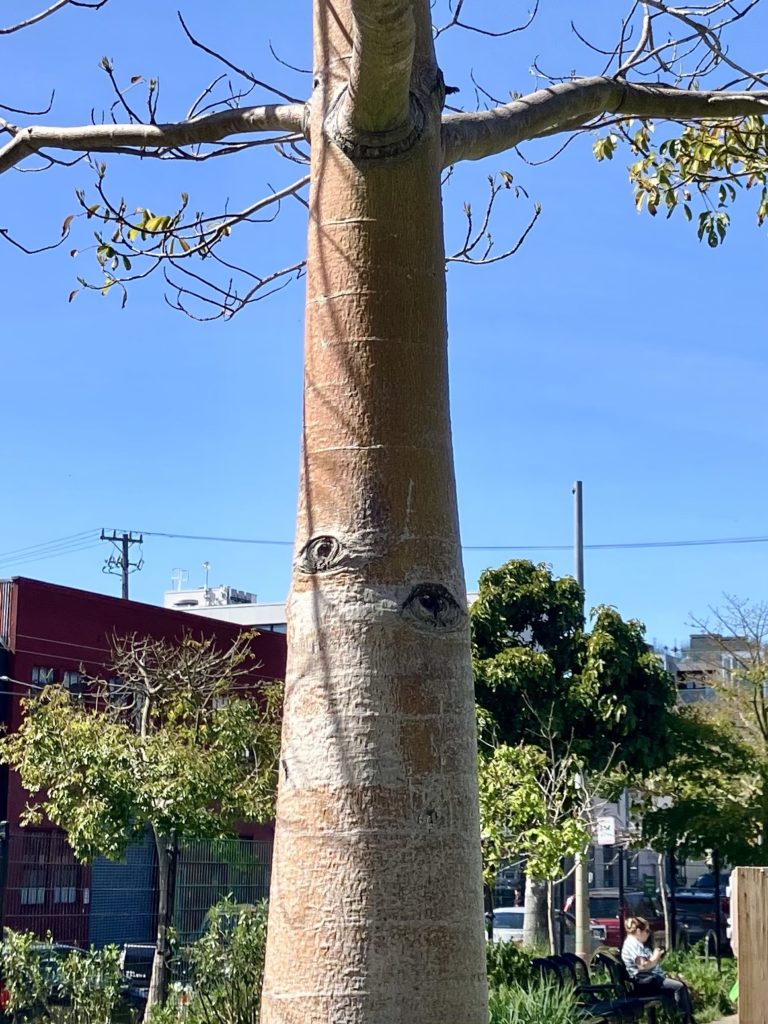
[596,816,616,846]
[642,877,656,897]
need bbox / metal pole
[713,848,722,970]
[618,845,626,946]
[572,481,592,960]
[573,481,584,591]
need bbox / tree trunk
[523,877,548,949]
[147,831,172,1011]
[546,880,557,955]
[260,4,487,1024]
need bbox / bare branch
[442,76,768,167]
[0,0,107,35]
[435,0,539,39]
[447,174,542,264]
[177,12,302,105]
[0,103,306,174]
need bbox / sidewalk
[711,1016,738,1024]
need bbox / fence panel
[1,830,273,951]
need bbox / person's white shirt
[621,935,665,979]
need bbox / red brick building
[0,577,286,946]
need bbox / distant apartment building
[163,583,287,632]
[662,632,750,704]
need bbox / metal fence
[1,829,272,949]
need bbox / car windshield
[494,911,524,929]
[590,897,618,918]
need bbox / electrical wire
[2,526,768,574]
[0,540,101,571]
[0,530,97,562]
[129,528,768,553]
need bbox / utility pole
[100,530,144,599]
[572,481,591,962]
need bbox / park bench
[591,949,688,1024]
[530,955,648,1024]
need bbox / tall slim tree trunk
[260,4,487,1023]
[147,831,172,1010]
[523,877,548,949]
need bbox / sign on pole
[596,816,616,847]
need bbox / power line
[130,527,768,553]
[0,530,97,562]
[0,539,102,571]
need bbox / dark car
[671,884,731,954]
[690,871,731,891]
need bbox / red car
[563,889,666,948]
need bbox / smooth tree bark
[5,3,768,1023]
[523,878,548,950]
[259,4,487,1022]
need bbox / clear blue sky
[2,1,767,650]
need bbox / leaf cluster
[595,116,768,247]
[472,560,677,777]
[478,743,590,882]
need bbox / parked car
[690,870,731,891]
[670,885,731,953]
[486,906,607,952]
[563,888,666,948]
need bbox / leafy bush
[150,898,268,1024]
[662,944,737,1019]
[0,930,124,1024]
[489,979,582,1024]
[485,942,534,990]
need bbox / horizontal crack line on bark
[322,217,378,225]
[308,289,373,303]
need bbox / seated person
[621,915,696,1024]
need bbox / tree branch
[343,0,416,135]
[0,102,306,174]
[442,76,768,167]
[0,0,108,35]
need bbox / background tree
[4,5,768,1023]
[0,632,281,1010]
[478,725,594,951]
[641,596,768,866]
[472,560,678,775]
[473,559,677,943]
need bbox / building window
[20,868,46,905]
[62,671,85,695]
[31,667,56,687]
[53,865,77,904]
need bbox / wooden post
[734,867,768,1024]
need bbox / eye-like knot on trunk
[298,535,344,574]
[401,583,466,631]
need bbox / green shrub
[485,942,535,990]
[489,979,582,1024]
[0,930,124,1024]
[662,944,737,1018]
[151,898,268,1024]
